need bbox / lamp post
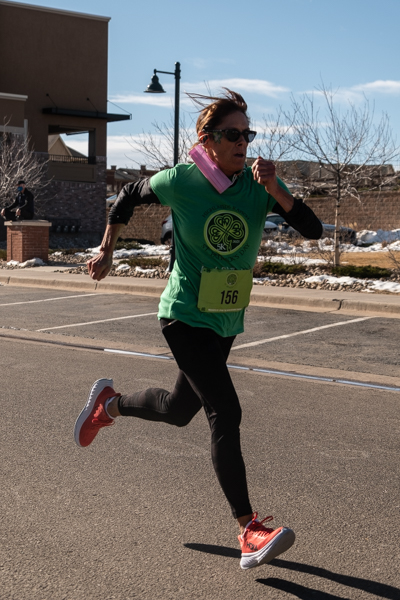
[145,62,181,271]
[144,61,181,166]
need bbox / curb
[1,270,400,317]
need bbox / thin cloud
[111,78,290,106]
[352,80,400,94]
[183,78,290,97]
[300,80,400,104]
[109,94,176,107]
[186,57,236,69]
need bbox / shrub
[0,249,7,260]
[331,265,392,279]
[254,261,306,277]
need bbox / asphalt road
[1,287,399,599]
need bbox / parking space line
[232,316,374,350]
[36,312,158,331]
[0,293,101,307]
[1,330,398,392]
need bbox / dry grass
[336,252,396,269]
[305,249,397,269]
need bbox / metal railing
[48,154,96,164]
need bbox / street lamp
[144,61,181,166]
[145,62,181,271]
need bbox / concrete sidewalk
[1,265,400,317]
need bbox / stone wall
[306,191,400,231]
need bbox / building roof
[0,1,111,22]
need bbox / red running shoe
[238,513,295,570]
[74,378,120,447]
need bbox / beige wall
[306,191,400,231]
[0,1,109,155]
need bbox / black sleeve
[6,197,18,210]
[108,177,160,225]
[21,190,34,211]
[272,197,323,240]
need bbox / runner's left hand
[252,157,279,192]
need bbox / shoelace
[248,513,275,536]
[92,404,114,426]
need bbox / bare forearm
[87,223,124,281]
[100,223,125,254]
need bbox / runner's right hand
[87,252,113,281]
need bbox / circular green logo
[204,210,248,255]
[226,273,238,286]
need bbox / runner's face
[203,111,249,177]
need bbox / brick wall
[7,222,50,262]
[305,191,400,231]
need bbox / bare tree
[0,128,51,209]
[284,84,399,265]
[127,113,197,169]
[250,107,296,167]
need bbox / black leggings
[118,319,252,519]
[2,206,33,221]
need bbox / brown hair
[187,88,249,145]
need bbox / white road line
[37,312,158,331]
[232,316,374,350]
[0,293,101,307]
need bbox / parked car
[263,213,295,238]
[321,222,357,244]
[263,212,357,244]
[161,213,173,245]
[106,194,117,207]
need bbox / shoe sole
[240,527,295,570]
[74,378,114,447]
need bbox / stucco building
[0,0,129,243]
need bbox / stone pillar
[5,220,52,263]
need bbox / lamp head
[144,72,166,93]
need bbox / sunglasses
[203,128,257,144]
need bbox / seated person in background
[1,180,34,221]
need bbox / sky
[16,0,400,169]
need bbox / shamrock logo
[205,211,248,255]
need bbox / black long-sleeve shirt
[109,176,322,240]
[7,189,34,213]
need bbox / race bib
[197,268,253,313]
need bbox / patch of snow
[303,275,359,286]
[19,258,46,267]
[356,229,400,245]
[87,244,169,258]
[135,266,157,274]
[116,264,130,272]
[368,280,400,293]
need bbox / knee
[212,403,242,434]
[173,413,194,428]
[166,402,199,428]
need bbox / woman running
[74,89,322,570]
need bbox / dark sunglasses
[204,128,257,143]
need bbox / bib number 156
[220,290,238,305]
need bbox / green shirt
[151,163,286,337]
